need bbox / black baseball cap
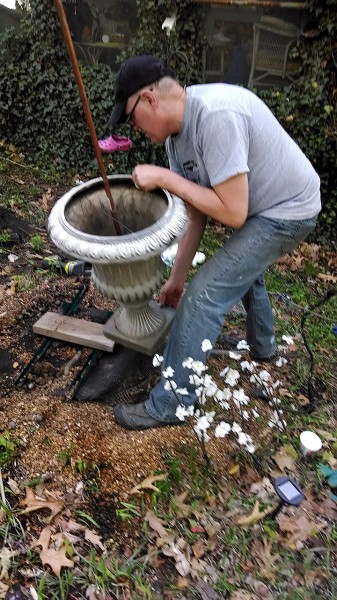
[108,55,174,126]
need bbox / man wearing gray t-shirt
[107,55,321,431]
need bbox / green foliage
[258,0,337,244]
[0,0,203,175]
[0,432,17,467]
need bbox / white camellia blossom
[282,334,294,345]
[232,422,242,434]
[191,360,208,376]
[220,367,240,386]
[215,422,231,437]
[163,366,175,378]
[152,354,164,367]
[201,339,213,352]
[246,443,256,454]
[237,339,250,350]
[176,387,189,396]
[229,351,242,360]
[240,360,257,373]
[275,357,288,367]
[233,388,249,405]
[259,369,271,382]
[164,380,177,391]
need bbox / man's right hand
[159,278,184,308]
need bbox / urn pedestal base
[104,303,175,355]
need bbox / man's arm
[133,165,249,229]
[159,205,206,307]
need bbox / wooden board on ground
[33,312,115,352]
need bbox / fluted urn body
[48,175,187,353]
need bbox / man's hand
[132,165,168,191]
[159,278,184,308]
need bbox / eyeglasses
[126,95,141,125]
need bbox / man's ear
[141,88,158,109]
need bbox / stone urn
[48,175,188,354]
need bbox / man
[109,55,321,431]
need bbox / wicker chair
[248,17,300,88]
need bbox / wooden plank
[33,312,115,352]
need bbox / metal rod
[54,0,121,236]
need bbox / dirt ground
[0,213,245,530]
[0,204,336,542]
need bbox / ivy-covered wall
[0,0,335,243]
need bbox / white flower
[259,369,271,382]
[237,339,250,351]
[152,354,164,367]
[229,351,242,360]
[176,387,189,396]
[252,409,260,418]
[176,405,188,421]
[232,422,242,434]
[233,388,249,405]
[182,357,194,369]
[282,334,294,345]
[242,410,250,420]
[246,444,256,454]
[220,367,240,387]
[201,339,212,352]
[164,380,177,391]
[191,360,208,376]
[219,400,230,410]
[237,431,249,445]
[189,373,203,387]
[275,357,288,367]
[163,366,175,378]
[215,422,231,437]
[194,415,212,431]
[240,360,256,373]
[204,376,218,397]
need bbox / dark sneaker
[113,402,182,431]
[249,352,276,363]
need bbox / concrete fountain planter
[48,175,188,354]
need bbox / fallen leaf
[236,501,275,526]
[162,540,190,576]
[228,464,240,476]
[272,446,297,472]
[30,526,52,551]
[277,512,326,546]
[19,487,64,523]
[251,538,279,580]
[245,575,274,599]
[192,539,206,559]
[229,589,259,600]
[0,581,9,599]
[40,545,74,577]
[145,510,170,538]
[129,472,168,495]
[84,528,106,551]
[173,491,193,516]
[0,547,20,580]
[317,272,337,283]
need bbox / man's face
[125,90,168,144]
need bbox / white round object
[299,431,322,456]
[102,34,110,43]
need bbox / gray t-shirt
[165,84,321,220]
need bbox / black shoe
[113,402,182,431]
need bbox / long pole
[54,0,121,236]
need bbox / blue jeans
[145,215,318,422]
